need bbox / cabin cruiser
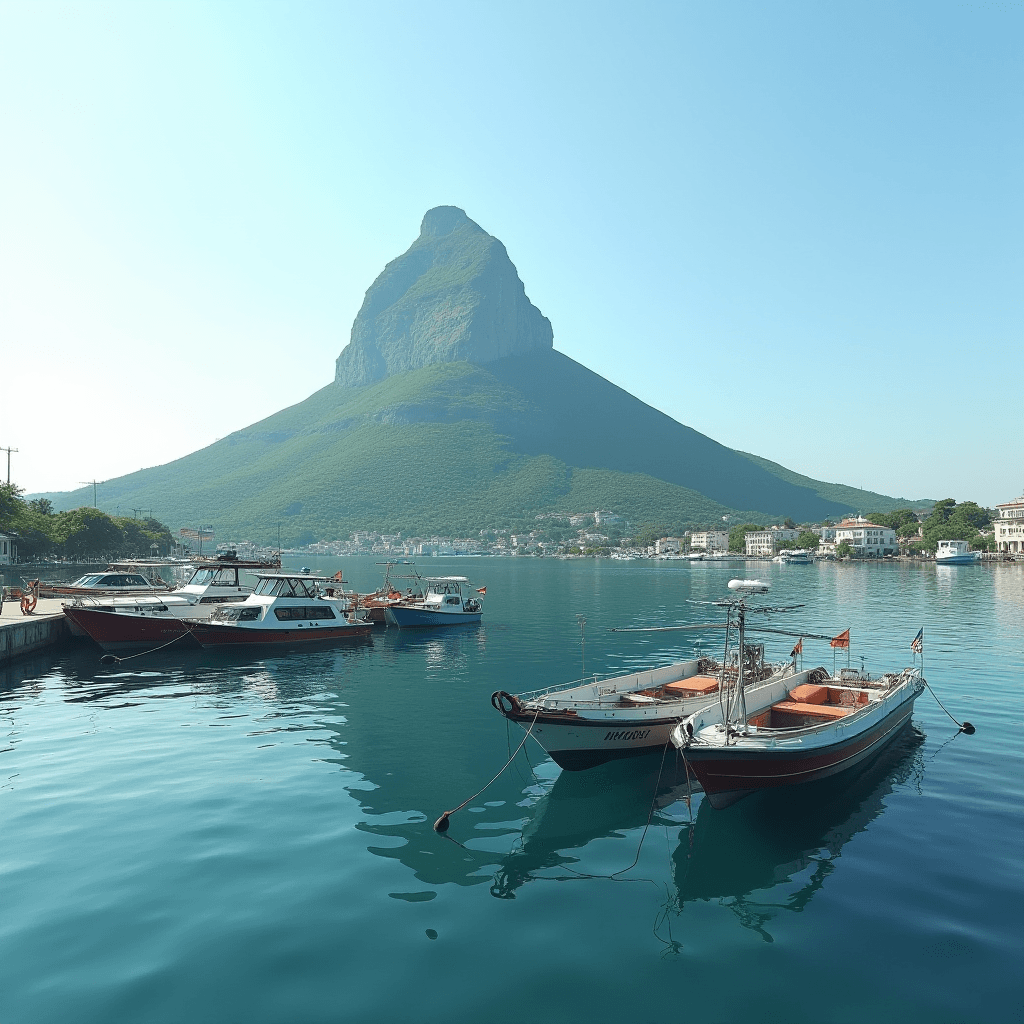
[772,549,813,564]
[935,540,981,565]
[383,576,483,628]
[62,558,281,651]
[185,573,372,647]
[39,563,174,598]
[492,649,793,771]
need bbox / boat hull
[680,694,919,809]
[935,554,981,565]
[62,605,200,652]
[188,621,373,647]
[383,606,482,628]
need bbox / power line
[0,446,18,485]
[79,479,102,507]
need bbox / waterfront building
[744,528,799,557]
[833,517,898,556]
[655,537,682,555]
[0,532,12,564]
[994,496,1024,554]
[690,530,729,552]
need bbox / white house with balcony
[833,517,898,556]
[690,530,729,552]
[655,537,682,555]
[745,528,799,557]
[994,495,1024,553]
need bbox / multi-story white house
[833,517,898,556]
[0,532,11,565]
[655,537,682,555]
[994,496,1024,554]
[744,528,799,557]
[690,531,729,552]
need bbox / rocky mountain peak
[335,207,553,387]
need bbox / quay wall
[0,601,73,665]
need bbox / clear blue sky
[1,0,1020,508]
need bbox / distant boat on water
[935,540,981,565]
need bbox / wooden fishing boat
[383,576,484,628]
[492,649,793,771]
[671,585,925,808]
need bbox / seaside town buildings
[744,527,799,557]
[994,495,1024,554]
[0,532,12,565]
[689,530,729,552]
[832,517,898,556]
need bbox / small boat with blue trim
[383,576,484,628]
[935,539,981,565]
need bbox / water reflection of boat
[670,725,925,941]
[490,754,696,899]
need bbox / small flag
[830,628,851,649]
[791,638,803,657]
[911,628,923,654]
[476,586,487,595]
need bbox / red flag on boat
[791,638,803,657]
[830,628,851,649]
[333,571,344,581]
[476,587,487,595]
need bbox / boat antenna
[576,614,586,682]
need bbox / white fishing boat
[383,576,484,628]
[935,540,981,565]
[491,650,793,771]
[773,549,813,564]
[671,583,926,808]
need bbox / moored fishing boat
[671,584,926,808]
[935,539,981,565]
[491,649,793,771]
[186,572,372,648]
[383,576,484,628]
[61,557,282,651]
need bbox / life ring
[21,592,37,614]
[490,690,522,716]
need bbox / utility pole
[79,480,101,507]
[0,446,18,485]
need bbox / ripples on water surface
[1,558,1021,1023]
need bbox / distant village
[202,495,1024,564]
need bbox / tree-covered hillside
[36,355,913,545]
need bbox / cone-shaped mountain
[39,207,917,539]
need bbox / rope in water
[434,705,542,832]
[99,623,198,665]
[923,676,975,734]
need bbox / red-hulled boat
[670,583,925,808]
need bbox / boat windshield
[70,574,104,587]
[254,577,318,598]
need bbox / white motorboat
[383,576,484,627]
[935,540,981,565]
[185,572,372,648]
[773,549,813,564]
[62,557,287,650]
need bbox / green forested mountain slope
[42,355,906,543]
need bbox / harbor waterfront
[1,557,1021,1023]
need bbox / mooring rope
[98,622,198,666]
[923,676,975,734]
[434,704,542,832]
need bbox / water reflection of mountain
[670,725,926,941]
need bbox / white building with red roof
[833,517,898,556]
[994,496,1024,554]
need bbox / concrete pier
[0,598,74,664]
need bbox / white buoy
[728,579,770,593]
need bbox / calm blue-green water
[2,558,1021,1023]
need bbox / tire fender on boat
[491,690,522,717]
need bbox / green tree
[836,541,853,558]
[634,524,668,548]
[728,523,763,553]
[797,530,820,549]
